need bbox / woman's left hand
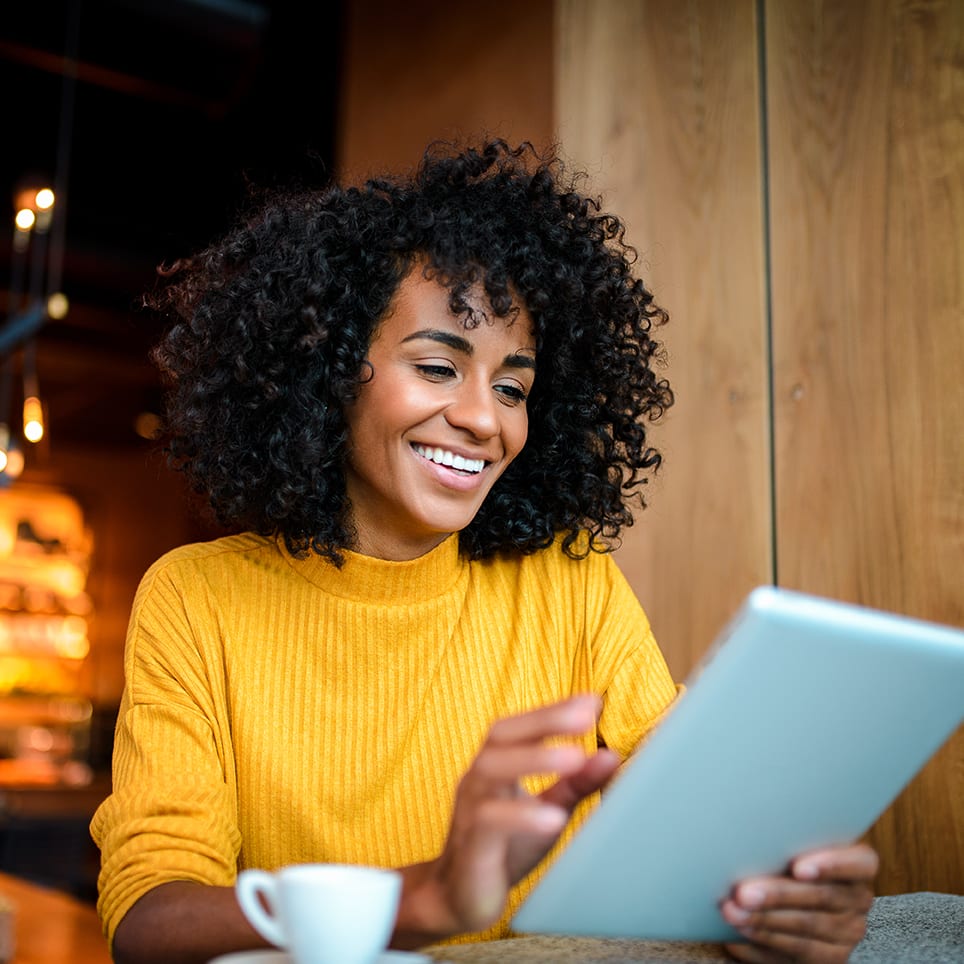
[720,842,878,963]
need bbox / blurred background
[0,0,960,908]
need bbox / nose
[444,376,499,440]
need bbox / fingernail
[727,905,751,924]
[796,861,819,880]
[742,884,766,908]
[536,806,567,831]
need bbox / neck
[350,528,453,562]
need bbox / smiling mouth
[412,444,487,475]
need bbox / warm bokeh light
[63,591,94,616]
[15,208,35,231]
[53,616,90,659]
[0,655,80,695]
[0,486,94,697]
[3,448,24,479]
[48,561,86,598]
[34,188,55,210]
[0,614,90,660]
[23,397,44,443]
[47,292,69,319]
[0,425,13,477]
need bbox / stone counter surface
[852,893,963,963]
[424,892,964,963]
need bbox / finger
[443,797,568,902]
[465,741,590,791]
[480,795,569,831]
[722,898,871,945]
[730,877,875,914]
[464,796,568,854]
[539,749,621,810]
[442,798,565,930]
[791,843,879,883]
[725,917,866,963]
[486,695,600,745]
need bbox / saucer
[207,952,433,964]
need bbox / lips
[412,443,488,475]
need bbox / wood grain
[556,0,772,680]
[766,0,964,893]
[557,0,963,894]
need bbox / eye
[415,363,456,380]
[494,383,529,405]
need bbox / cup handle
[235,869,287,949]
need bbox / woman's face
[343,270,536,561]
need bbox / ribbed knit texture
[91,532,678,947]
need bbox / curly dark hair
[149,139,673,564]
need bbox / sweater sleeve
[582,552,681,759]
[90,557,241,946]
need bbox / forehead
[377,269,536,348]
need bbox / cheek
[342,389,384,466]
[504,410,529,461]
[345,377,437,455]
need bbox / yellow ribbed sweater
[91,532,677,947]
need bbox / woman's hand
[397,694,619,943]
[721,842,878,963]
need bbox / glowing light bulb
[34,188,55,210]
[23,396,44,443]
[47,292,69,319]
[15,209,35,231]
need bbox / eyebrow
[401,328,537,370]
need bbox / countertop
[423,892,964,963]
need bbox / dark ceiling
[0,0,342,455]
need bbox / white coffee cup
[235,863,402,964]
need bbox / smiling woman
[344,270,536,560]
[145,140,675,569]
[90,140,878,964]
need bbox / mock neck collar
[280,533,465,603]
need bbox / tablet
[512,585,964,941]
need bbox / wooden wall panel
[557,0,963,895]
[337,0,554,181]
[767,0,964,894]
[556,0,772,680]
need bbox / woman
[92,140,876,964]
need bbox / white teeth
[414,444,485,474]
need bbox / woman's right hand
[393,694,620,944]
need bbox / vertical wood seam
[757,0,778,588]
